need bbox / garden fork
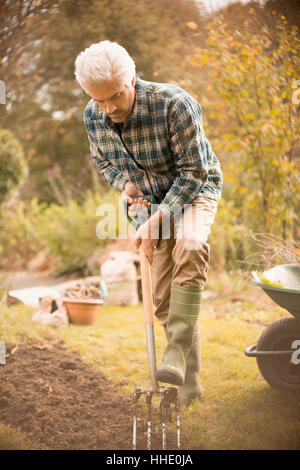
[123,196,181,450]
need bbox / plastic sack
[100,251,138,306]
[31,296,69,328]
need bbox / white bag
[101,251,138,306]
[31,296,69,328]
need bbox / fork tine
[132,387,181,450]
[146,390,153,450]
[132,388,142,450]
[132,390,138,450]
[175,395,181,449]
[160,390,167,450]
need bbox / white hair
[74,40,136,91]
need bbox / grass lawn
[0,423,43,450]
[0,274,299,450]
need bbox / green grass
[0,423,46,450]
[0,283,300,450]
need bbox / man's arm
[84,107,153,206]
[88,134,152,214]
[83,103,130,192]
[158,95,210,215]
[134,95,210,264]
[87,133,129,192]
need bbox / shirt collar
[96,75,151,129]
[131,76,151,123]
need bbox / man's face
[86,76,136,124]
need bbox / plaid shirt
[83,76,222,214]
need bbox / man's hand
[122,181,151,211]
[135,210,162,264]
[123,182,162,263]
[135,222,159,265]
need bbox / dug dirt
[0,340,181,450]
[0,341,133,450]
[0,340,134,450]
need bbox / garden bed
[0,341,133,450]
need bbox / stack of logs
[63,282,103,300]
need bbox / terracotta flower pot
[63,298,104,325]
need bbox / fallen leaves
[11,345,19,355]
[32,343,55,351]
[186,21,198,30]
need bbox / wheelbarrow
[244,264,300,390]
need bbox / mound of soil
[0,340,182,450]
[0,341,134,450]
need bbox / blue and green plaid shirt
[83,76,222,214]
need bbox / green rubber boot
[156,284,203,386]
[162,323,203,405]
[178,324,203,404]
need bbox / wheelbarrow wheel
[256,317,300,390]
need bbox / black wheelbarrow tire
[256,317,300,391]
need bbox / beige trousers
[151,196,218,325]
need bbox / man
[75,40,222,404]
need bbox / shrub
[0,190,123,275]
[0,129,28,205]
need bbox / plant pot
[62,297,104,325]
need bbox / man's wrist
[123,180,130,191]
[147,210,162,238]
[151,209,163,227]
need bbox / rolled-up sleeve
[158,96,209,215]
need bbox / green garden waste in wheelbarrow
[244,264,300,390]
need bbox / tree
[190,11,300,241]
[0,0,203,202]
